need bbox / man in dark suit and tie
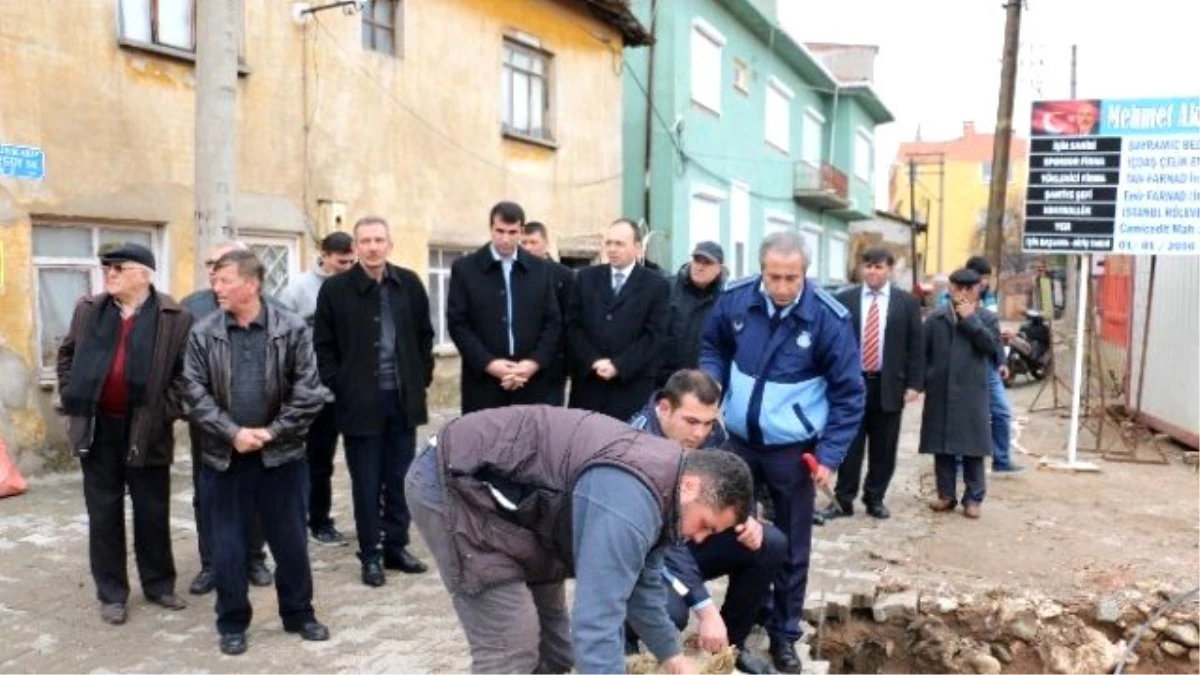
[819,246,924,521]
[567,219,670,421]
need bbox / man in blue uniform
[628,369,785,674]
[700,231,864,673]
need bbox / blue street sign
[0,143,45,180]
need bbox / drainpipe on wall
[641,0,657,232]
[821,84,842,279]
[826,83,840,190]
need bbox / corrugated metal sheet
[1127,255,1200,448]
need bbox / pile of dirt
[815,587,1199,674]
[625,645,736,674]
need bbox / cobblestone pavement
[2,392,1196,673]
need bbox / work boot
[817,502,853,520]
[928,498,956,513]
[384,548,428,574]
[311,525,348,547]
[219,632,248,656]
[963,503,982,519]
[769,639,802,674]
[146,593,187,610]
[189,568,215,595]
[100,602,127,625]
[247,561,273,587]
[362,560,386,587]
[735,649,778,674]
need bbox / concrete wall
[0,0,627,473]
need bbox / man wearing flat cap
[658,241,728,386]
[917,267,1003,519]
[57,242,194,625]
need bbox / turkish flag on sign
[1031,100,1101,137]
[0,437,28,499]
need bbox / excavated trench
[807,587,1200,675]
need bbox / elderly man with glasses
[57,243,194,625]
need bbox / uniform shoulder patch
[723,274,760,292]
[813,285,850,319]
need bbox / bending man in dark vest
[406,405,754,674]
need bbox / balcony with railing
[793,161,851,210]
[833,174,875,221]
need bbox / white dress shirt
[861,282,891,366]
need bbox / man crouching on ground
[627,369,786,674]
[405,405,754,674]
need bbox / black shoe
[219,632,248,656]
[865,503,891,520]
[311,525,348,547]
[189,568,215,596]
[384,548,428,574]
[146,593,187,610]
[247,561,273,587]
[362,560,386,587]
[736,650,778,674]
[285,619,331,641]
[100,602,127,625]
[817,502,853,520]
[770,640,802,674]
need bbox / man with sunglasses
[180,241,273,595]
[57,243,193,625]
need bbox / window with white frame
[243,233,300,298]
[800,224,822,278]
[502,37,553,141]
[361,0,402,56]
[765,210,794,237]
[765,77,794,153]
[118,0,245,58]
[32,223,164,377]
[429,248,468,348]
[802,108,825,165]
[690,18,725,114]
[828,234,849,283]
[854,128,873,181]
[689,187,724,251]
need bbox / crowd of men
[55,199,1017,672]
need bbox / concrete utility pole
[194,0,241,291]
[983,0,1024,277]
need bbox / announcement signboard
[1023,96,1200,255]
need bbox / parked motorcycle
[1003,309,1052,386]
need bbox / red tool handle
[801,453,820,474]
[802,453,842,510]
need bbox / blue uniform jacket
[698,276,865,469]
[629,397,726,612]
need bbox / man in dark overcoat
[918,268,1002,519]
[447,201,562,413]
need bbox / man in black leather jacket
[183,250,329,656]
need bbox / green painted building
[622,0,894,282]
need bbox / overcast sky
[777,0,1196,207]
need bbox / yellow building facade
[889,122,1028,277]
[0,0,647,471]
